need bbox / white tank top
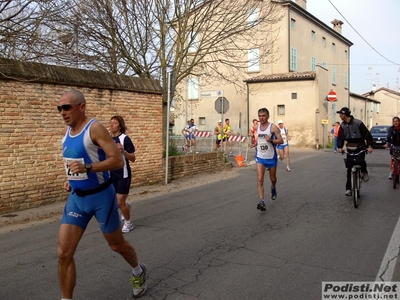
[280,127,288,145]
[256,123,275,159]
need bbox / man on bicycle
[336,107,373,196]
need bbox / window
[247,8,260,26]
[291,93,297,99]
[290,47,297,71]
[332,43,336,52]
[188,32,198,53]
[291,19,296,30]
[322,61,327,69]
[377,103,380,113]
[311,30,315,41]
[311,57,316,71]
[344,72,348,89]
[370,102,374,112]
[322,37,326,47]
[199,117,205,125]
[187,77,199,99]
[360,109,364,122]
[353,107,356,118]
[277,105,285,115]
[345,50,348,59]
[332,66,336,85]
[248,48,260,72]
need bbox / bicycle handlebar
[341,148,368,156]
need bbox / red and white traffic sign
[327,90,337,102]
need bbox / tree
[0,0,63,61]
[1,0,283,139]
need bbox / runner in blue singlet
[57,89,147,299]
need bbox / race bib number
[283,135,288,143]
[64,157,88,180]
[257,143,269,153]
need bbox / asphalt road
[1,148,399,300]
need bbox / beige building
[362,87,400,125]
[173,0,381,147]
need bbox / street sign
[321,119,329,124]
[327,90,337,102]
[201,90,223,98]
[215,97,229,114]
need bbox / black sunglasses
[57,103,82,112]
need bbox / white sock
[132,264,143,276]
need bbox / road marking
[375,215,400,282]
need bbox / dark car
[370,125,391,147]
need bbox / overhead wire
[327,0,399,65]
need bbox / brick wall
[166,151,227,182]
[0,59,227,214]
[0,58,165,213]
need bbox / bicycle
[390,145,400,189]
[342,147,368,208]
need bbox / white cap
[218,120,222,122]
[278,120,283,124]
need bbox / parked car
[370,125,391,147]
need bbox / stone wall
[0,58,164,213]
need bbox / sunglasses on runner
[57,103,82,112]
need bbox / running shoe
[389,172,393,180]
[286,166,291,172]
[122,220,135,233]
[131,263,147,298]
[345,190,352,196]
[256,200,266,211]
[362,172,369,182]
[271,186,277,200]
[121,202,132,221]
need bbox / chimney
[295,0,307,10]
[331,19,344,34]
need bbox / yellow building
[174,0,380,147]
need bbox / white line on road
[375,214,400,282]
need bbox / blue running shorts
[255,156,278,169]
[61,185,121,233]
[277,143,288,150]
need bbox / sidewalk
[0,165,241,234]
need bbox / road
[1,148,399,300]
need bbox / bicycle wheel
[394,159,398,189]
[353,171,359,208]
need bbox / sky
[306,0,400,94]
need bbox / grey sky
[307,0,400,94]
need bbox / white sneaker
[131,263,147,298]
[345,190,352,196]
[286,166,291,172]
[121,202,132,221]
[122,220,135,233]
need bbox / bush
[163,140,182,157]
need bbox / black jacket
[386,125,400,146]
[337,116,373,149]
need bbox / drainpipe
[246,82,250,138]
[315,109,320,149]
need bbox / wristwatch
[85,163,92,173]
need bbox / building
[173,0,380,147]
[362,87,400,125]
